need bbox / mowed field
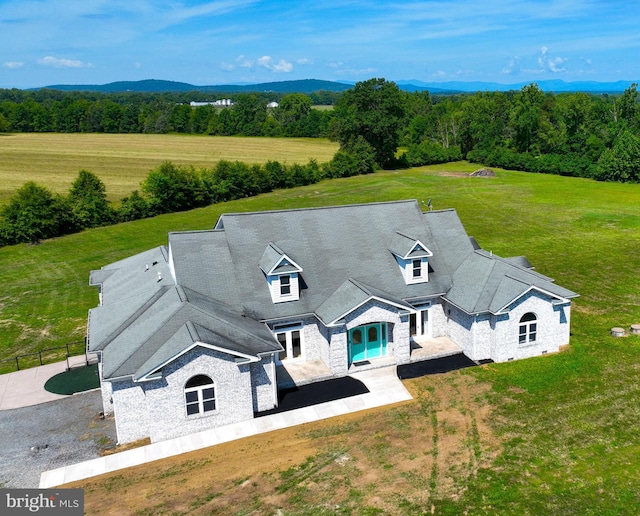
[0,133,339,204]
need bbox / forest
[1,80,639,183]
[1,78,639,246]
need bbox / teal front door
[349,323,387,365]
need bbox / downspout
[272,353,278,408]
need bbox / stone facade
[104,290,573,444]
[108,346,277,444]
[490,290,571,362]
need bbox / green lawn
[2,160,640,513]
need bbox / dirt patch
[438,171,470,177]
[70,370,499,515]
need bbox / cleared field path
[0,133,338,204]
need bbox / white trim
[325,295,414,327]
[136,341,259,382]
[266,254,303,276]
[273,324,304,363]
[184,375,217,417]
[495,285,571,315]
[268,272,300,303]
[407,239,433,259]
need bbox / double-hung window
[280,275,291,296]
[412,259,422,278]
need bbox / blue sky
[1,0,639,89]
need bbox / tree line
[0,90,338,137]
[0,153,379,246]
[331,79,640,182]
[2,79,639,183]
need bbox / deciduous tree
[333,78,406,168]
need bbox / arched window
[519,313,537,345]
[184,375,216,416]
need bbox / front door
[349,323,387,365]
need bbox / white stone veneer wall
[97,360,114,415]
[250,354,277,413]
[110,347,257,444]
[111,379,150,444]
[491,291,571,362]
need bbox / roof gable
[389,231,433,260]
[446,250,578,315]
[315,278,414,326]
[97,285,281,381]
[259,242,303,275]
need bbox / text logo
[1,489,83,515]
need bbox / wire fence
[0,341,91,375]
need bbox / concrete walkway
[40,366,413,488]
[0,356,96,410]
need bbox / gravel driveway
[0,390,116,488]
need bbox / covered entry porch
[276,335,464,389]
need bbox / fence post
[38,350,43,366]
[15,356,19,371]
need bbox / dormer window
[260,243,303,303]
[412,259,423,279]
[280,275,291,296]
[390,231,433,285]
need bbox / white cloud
[220,61,235,71]
[237,55,254,68]
[537,46,567,73]
[502,56,521,75]
[257,55,293,72]
[37,56,92,68]
[296,58,310,65]
[502,47,569,75]
[3,61,24,69]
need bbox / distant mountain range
[38,78,637,94]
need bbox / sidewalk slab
[40,366,412,488]
[0,355,98,411]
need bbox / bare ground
[68,369,500,515]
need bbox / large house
[88,200,577,444]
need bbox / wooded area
[1,79,639,245]
[1,80,639,183]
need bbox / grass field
[2,159,640,513]
[0,133,338,204]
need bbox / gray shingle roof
[91,285,281,381]
[447,249,577,314]
[89,199,578,382]
[315,278,414,325]
[171,201,462,320]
